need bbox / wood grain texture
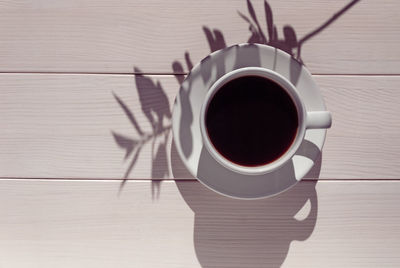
[0,179,398,267]
[1,74,400,179]
[0,0,399,74]
[0,0,398,266]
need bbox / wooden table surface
[1,0,400,267]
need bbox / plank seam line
[0,72,400,76]
[0,178,399,182]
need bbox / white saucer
[172,44,327,199]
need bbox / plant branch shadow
[111,69,173,199]
[238,0,360,63]
[112,1,358,264]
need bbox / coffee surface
[205,75,298,166]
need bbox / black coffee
[205,75,298,166]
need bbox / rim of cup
[199,67,307,176]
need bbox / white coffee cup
[199,67,331,176]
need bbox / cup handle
[306,111,332,129]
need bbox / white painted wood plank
[318,76,400,178]
[0,0,398,74]
[1,74,399,179]
[0,179,398,267]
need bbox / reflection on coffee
[205,76,298,166]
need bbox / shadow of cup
[171,141,319,267]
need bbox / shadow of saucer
[171,141,319,267]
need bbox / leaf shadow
[112,70,173,199]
